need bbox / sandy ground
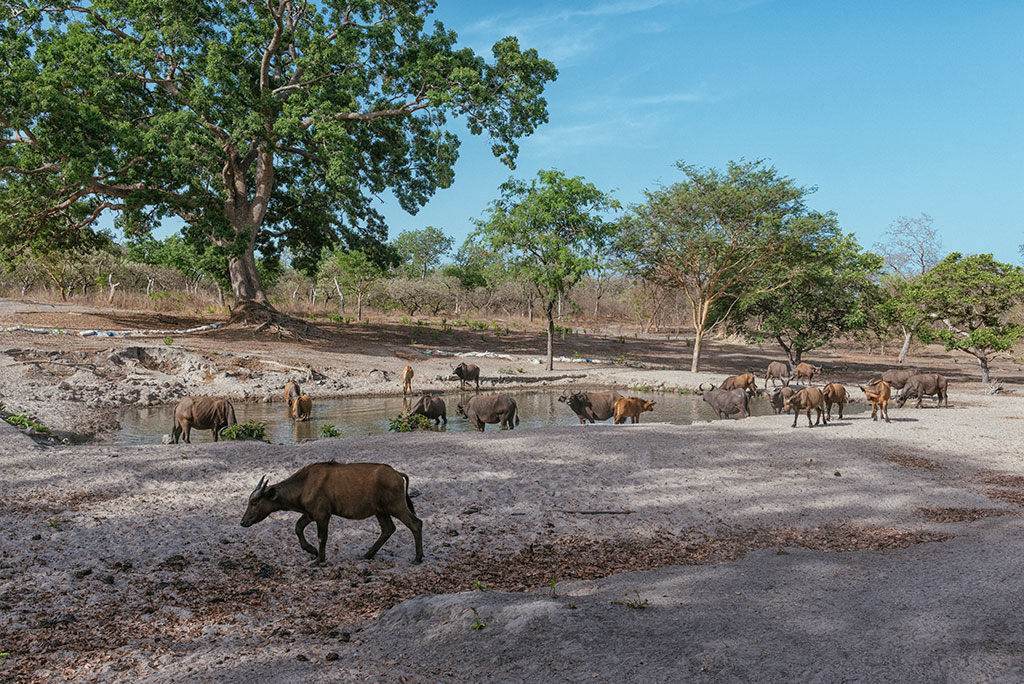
[3,299,1024,682]
[2,393,1024,682]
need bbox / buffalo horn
[250,475,268,500]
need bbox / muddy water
[108,389,866,445]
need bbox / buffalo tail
[402,473,417,516]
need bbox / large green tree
[0,1,556,309]
[616,160,812,372]
[473,169,619,370]
[905,253,1024,383]
[732,218,883,367]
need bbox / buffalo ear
[265,486,279,501]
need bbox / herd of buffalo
[165,359,950,565]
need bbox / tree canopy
[616,159,813,372]
[732,217,883,367]
[904,253,1024,383]
[473,169,618,370]
[0,0,557,308]
[392,226,454,279]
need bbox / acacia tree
[873,213,945,363]
[616,160,811,372]
[0,1,556,310]
[732,219,883,367]
[392,226,455,279]
[473,169,618,371]
[905,253,1024,383]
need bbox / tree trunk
[546,301,555,371]
[227,250,268,304]
[528,298,533,323]
[979,356,991,384]
[594,295,601,321]
[333,278,345,313]
[778,336,797,371]
[897,327,913,364]
[357,292,363,321]
[690,328,704,373]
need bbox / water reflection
[108,388,866,446]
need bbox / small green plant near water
[0,652,9,664]
[401,316,411,326]
[497,367,516,375]
[4,412,52,435]
[631,385,653,393]
[622,590,649,610]
[549,576,558,598]
[388,413,434,433]
[471,580,488,591]
[47,516,68,530]
[553,325,572,341]
[164,336,173,346]
[221,420,267,441]
[320,424,341,439]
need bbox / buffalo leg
[791,411,798,428]
[391,508,424,564]
[365,513,396,560]
[294,514,318,557]
[882,403,890,423]
[182,421,192,443]
[806,409,813,427]
[315,517,330,565]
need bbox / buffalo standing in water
[458,393,518,431]
[171,396,237,443]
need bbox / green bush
[388,413,434,433]
[3,412,51,435]
[320,424,341,438]
[221,420,267,441]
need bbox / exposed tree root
[226,300,326,340]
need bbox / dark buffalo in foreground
[822,383,849,421]
[457,393,519,431]
[240,461,423,565]
[768,386,798,415]
[765,361,790,387]
[697,384,750,419]
[171,396,237,443]
[559,390,623,424]
[720,373,758,397]
[452,362,481,391]
[880,368,920,390]
[783,387,827,428]
[896,373,949,408]
[410,394,447,426]
[859,380,891,423]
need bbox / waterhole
[107,389,866,445]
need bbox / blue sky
[376,0,1024,263]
